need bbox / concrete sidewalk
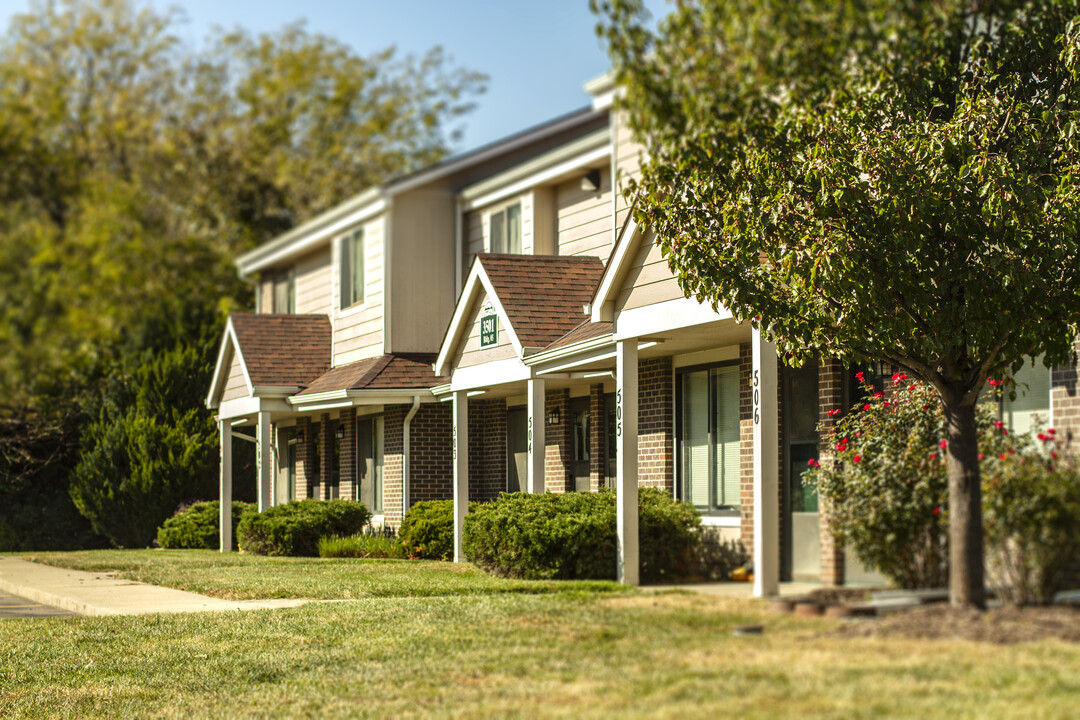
[0,557,308,617]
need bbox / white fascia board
[206,318,254,410]
[434,260,524,376]
[205,319,236,409]
[236,191,386,276]
[385,107,604,196]
[613,297,733,341]
[451,358,532,392]
[524,333,615,369]
[536,348,618,376]
[290,388,436,408]
[217,396,291,420]
[460,131,611,210]
[431,383,452,396]
[591,216,641,323]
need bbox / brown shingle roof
[543,320,613,352]
[296,354,445,396]
[478,253,604,349]
[230,314,331,387]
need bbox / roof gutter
[402,395,421,519]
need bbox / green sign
[480,312,498,348]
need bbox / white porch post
[616,339,639,586]
[256,411,272,512]
[752,327,780,597]
[527,378,546,494]
[452,390,469,562]
[219,420,233,553]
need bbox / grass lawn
[1,552,1078,719]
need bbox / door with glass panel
[678,364,741,515]
[356,417,384,515]
[506,407,527,493]
[782,361,820,581]
[570,397,591,491]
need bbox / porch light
[580,170,601,193]
[547,408,561,425]
[336,426,345,440]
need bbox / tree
[597,0,1080,606]
[0,0,486,548]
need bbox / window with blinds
[679,364,741,513]
[1002,356,1051,434]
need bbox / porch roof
[228,313,332,387]
[295,353,445,396]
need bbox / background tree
[597,0,1080,606]
[0,0,485,547]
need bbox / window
[357,416,384,513]
[1001,355,1051,434]
[678,364,741,514]
[340,228,365,309]
[489,203,521,254]
[273,270,295,314]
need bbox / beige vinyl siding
[294,247,332,316]
[334,216,385,365]
[614,108,645,234]
[456,292,516,368]
[389,188,456,353]
[221,348,249,402]
[617,235,684,311]
[464,209,484,272]
[556,168,613,259]
[257,279,273,314]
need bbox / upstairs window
[272,270,295,314]
[489,203,521,254]
[340,228,365,309]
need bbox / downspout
[402,395,421,519]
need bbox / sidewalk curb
[0,575,107,616]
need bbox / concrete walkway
[644,580,823,598]
[0,557,308,617]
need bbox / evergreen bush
[156,500,257,550]
[462,488,700,582]
[397,500,463,560]
[237,499,371,556]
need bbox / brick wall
[638,357,673,491]
[469,398,507,501]
[295,416,312,501]
[545,389,571,492]
[1052,339,1080,449]
[383,405,406,526]
[739,343,754,557]
[408,402,453,506]
[339,408,356,502]
[589,383,605,492]
[817,358,846,586]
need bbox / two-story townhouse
[205,106,610,549]
[208,69,1080,593]
[434,72,1078,592]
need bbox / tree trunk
[942,400,985,609]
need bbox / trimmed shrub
[319,525,404,559]
[462,488,700,582]
[983,434,1080,605]
[398,500,460,560]
[156,500,256,550]
[237,499,371,556]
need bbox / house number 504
[752,369,760,425]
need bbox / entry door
[604,393,617,489]
[782,361,820,581]
[327,420,340,499]
[357,417,384,513]
[506,407,527,493]
[570,397,591,491]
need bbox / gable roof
[542,319,614,353]
[590,211,648,323]
[295,354,446,397]
[206,314,331,408]
[435,253,605,375]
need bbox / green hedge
[156,500,257,550]
[237,499,371,556]
[398,500,476,560]
[462,488,701,582]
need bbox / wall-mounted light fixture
[335,425,345,440]
[547,407,561,425]
[580,169,601,193]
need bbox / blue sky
[2,0,668,153]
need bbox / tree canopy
[0,0,485,548]
[597,0,1080,606]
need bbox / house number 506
[752,369,760,425]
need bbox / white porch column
[616,339,639,586]
[752,327,780,597]
[219,420,233,553]
[527,378,546,494]
[256,411,272,512]
[452,390,469,562]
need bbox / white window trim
[335,226,369,317]
[484,199,525,254]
